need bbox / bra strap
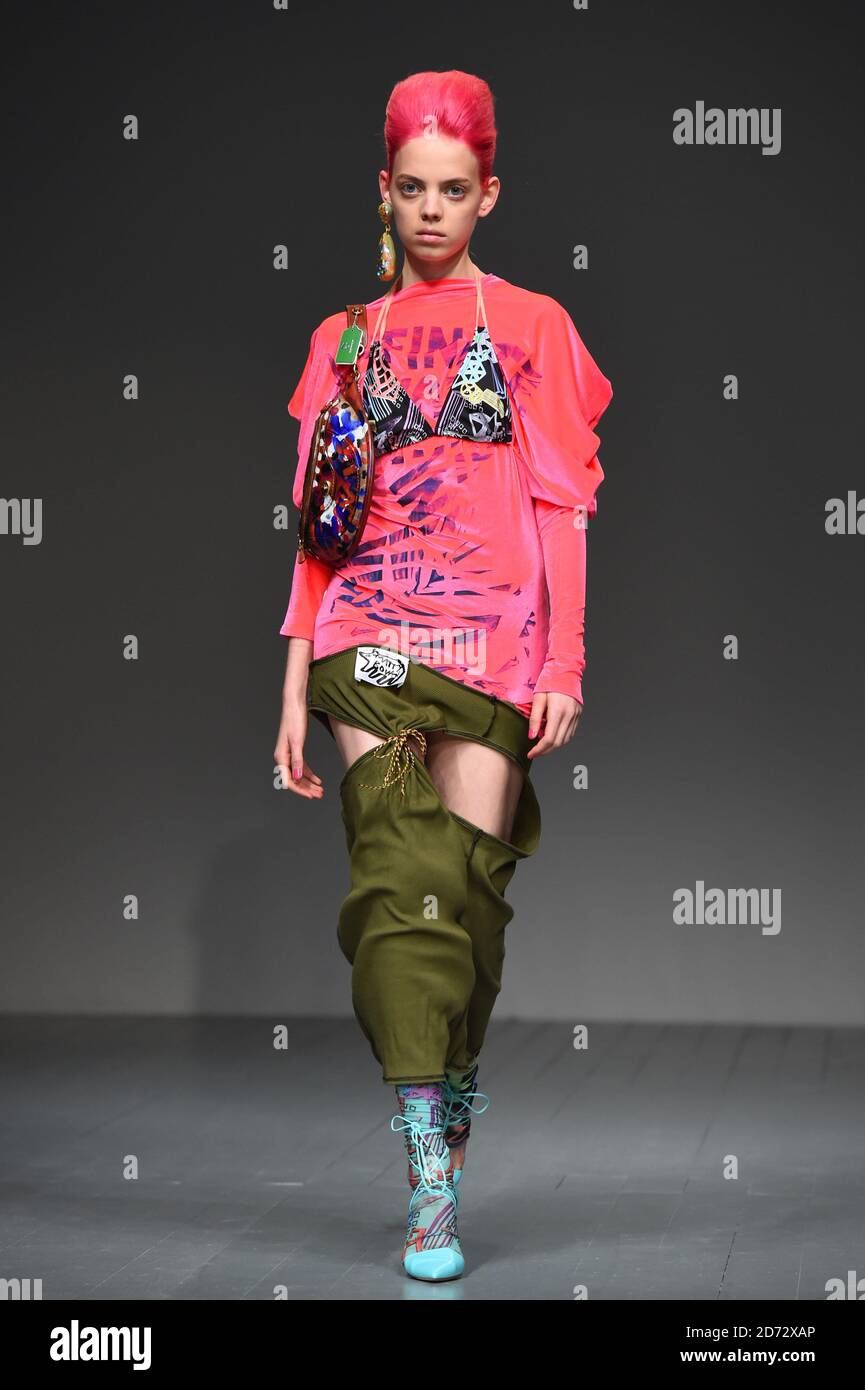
[475,265,488,332]
[369,264,485,347]
[370,275,400,346]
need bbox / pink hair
[383,70,498,186]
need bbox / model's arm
[274,550,331,799]
[512,297,612,752]
[532,497,587,708]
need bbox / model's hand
[274,696,324,799]
[526,691,582,758]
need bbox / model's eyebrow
[396,174,472,185]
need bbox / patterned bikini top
[361,266,513,456]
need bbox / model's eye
[397,182,466,198]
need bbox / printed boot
[441,1060,490,1186]
[391,1082,464,1281]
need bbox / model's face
[380,135,499,266]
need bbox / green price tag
[335,324,363,366]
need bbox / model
[273,69,613,1283]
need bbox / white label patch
[354,646,410,688]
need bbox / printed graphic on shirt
[354,646,410,688]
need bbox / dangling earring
[377,200,396,281]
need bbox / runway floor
[2,1017,862,1300]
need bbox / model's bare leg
[328,715,388,769]
[423,732,523,842]
[329,713,432,781]
[328,719,524,839]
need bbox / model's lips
[416,230,446,240]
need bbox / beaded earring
[377,200,396,281]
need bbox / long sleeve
[279,323,331,641]
[508,294,612,707]
[533,498,587,705]
[279,551,331,640]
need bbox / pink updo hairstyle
[383,70,498,186]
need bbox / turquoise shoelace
[390,1113,455,1200]
[441,1076,491,1136]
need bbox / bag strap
[343,302,369,366]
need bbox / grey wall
[2,1,862,1022]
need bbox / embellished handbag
[296,303,375,568]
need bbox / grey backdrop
[2,0,862,1023]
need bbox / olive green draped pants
[306,644,542,1086]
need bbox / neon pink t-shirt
[279,273,613,718]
